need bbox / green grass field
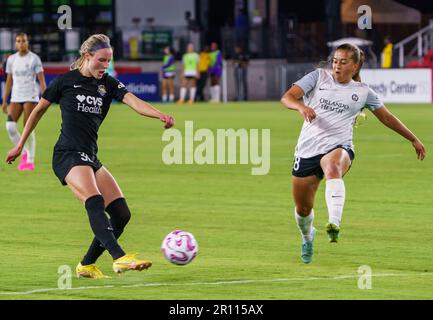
[0,101,432,300]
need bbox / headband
[90,42,111,52]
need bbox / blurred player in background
[209,41,223,103]
[281,43,426,264]
[6,34,175,278]
[233,45,249,101]
[196,45,211,102]
[2,32,46,171]
[381,36,393,69]
[161,46,176,103]
[177,43,199,104]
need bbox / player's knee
[323,164,343,179]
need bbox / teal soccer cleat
[301,228,316,264]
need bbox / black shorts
[52,146,103,186]
[292,145,355,180]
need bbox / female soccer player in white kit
[2,33,46,171]
[281,43,426,264]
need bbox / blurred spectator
[146,17,155,30]
[161,46,176,103]
[196,45,211,102]
[178,43,199,104]
[183,11,200,53]
[209,42,223,103]
[235,9,248,50]
[185,11,198,31]
[233,45,249,101]
[381,37,393,68]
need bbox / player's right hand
[160,114,175,129]
[299,105,316,123]
[412,139,426,161]
[1,102,8,114]
[5,145,22,164]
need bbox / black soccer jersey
[42,69,128,155]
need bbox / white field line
[1,272,433,296]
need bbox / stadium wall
[361,69,432,103]
[1,63,432,103]
[115,0,195,29]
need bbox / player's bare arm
[281,84,316,122]
[122,92,175,128]
[372,106,426,160]
[37,71,46,94]
[1,73,13,113]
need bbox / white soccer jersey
[5,51,43,103]
[293,68,383,158]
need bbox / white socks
[325,178,346,227]
[6,121,21,146]
[215,85,220,101]
[189,87,196,101]
[26,131,36,164]
[294,179,345,242]
[6,121,35,163]
[294,209,314,242]
[210,85,221,102]
[163,94,175,102]
[179,87,187,101]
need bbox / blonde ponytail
[70,34,111,70]
[70,55,85,70]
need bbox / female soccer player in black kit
[6,34,175,279]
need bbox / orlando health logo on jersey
[76,95,103,114]
[318,98,350,114]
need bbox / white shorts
[184,70,198,78]
[10,98,39,103]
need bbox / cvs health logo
[76,95,103,114]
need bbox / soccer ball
[161,230,198,265]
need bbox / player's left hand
[160,114,175,129]
[412,139,426,160]
[5,145,23,164]
[1,102,8,114]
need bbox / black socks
[83,195,125,262]
[82,197,131,265]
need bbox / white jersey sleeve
[32,55,44,74]
[365,87,383,111]
[5,55,13,74]
[293,69,319,96]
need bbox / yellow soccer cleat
[113,253,152,274]
[76,263,110,279]
[326,223,340,243]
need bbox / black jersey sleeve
[42,75,63,103]
[106,75,129,102]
